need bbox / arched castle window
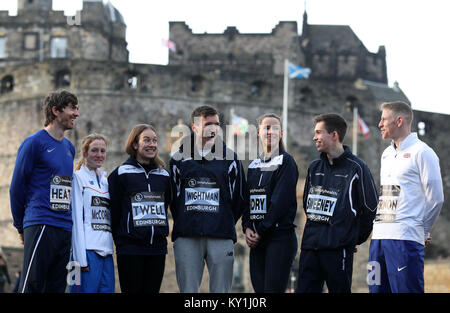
[127,72,139,89]
[1,75,14,94]
[50,37,67,58]
[417,120,432,136]
[55,69,71,88]
[418,121,426,136]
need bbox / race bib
[305,186,339,224]
[90,196,111,232]
[375,185,400,223]
[185,177,220,213]
[131,192,167,227]
[250,187,267,220]
[50,175,72,211]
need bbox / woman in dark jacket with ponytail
[242,113,299,293]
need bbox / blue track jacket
[10,129,75,233]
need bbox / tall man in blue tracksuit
[296,113,378,293]
[10,90,79,293]
[170,105,247,293]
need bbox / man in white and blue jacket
[296,113,378,293]
[10,90,79,293]
[170,105,248,293]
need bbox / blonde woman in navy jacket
[242,113,299,293]
[70,134,114,293]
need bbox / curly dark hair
[43,90,78,126]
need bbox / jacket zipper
[253,172,264,232]
[148,181,154,245]
[136,163,155,245]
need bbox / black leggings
[249,230,298,293]
[116,254,166,293]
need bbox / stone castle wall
[1,1,449,292]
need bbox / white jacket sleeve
[418,148,444,237]
[71,173,88,267]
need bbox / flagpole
[352,105,358,156]
[282,59,289,147]
[228,107,235,148]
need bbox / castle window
[0,37,5,59]
[1,75,14,94]
[191,75,204,92]
[50,37,67,58]
[127,72,138,89]
[55,69,71,88]
[24,33,38,50]
[345,96,358,112]
[418,121,426,136]
[300,86,312,101]
[250,81,264,97]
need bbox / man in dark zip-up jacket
[170,105,247,293]
[296,114,378,293]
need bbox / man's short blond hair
[381,101,413,126]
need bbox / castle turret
[18,0,52,13]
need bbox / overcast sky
[1,0,449,115]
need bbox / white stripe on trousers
[342,248,347,271]
[21,225,46,293]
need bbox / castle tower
[18,0,52,12]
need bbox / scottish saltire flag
[232,114,249,136]
[288,62,311,79]
[358,115,371,138]
[162,39,176,52]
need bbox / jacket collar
[391,132,419,151]
[124,157,158,172]
[80,164,106,180]
[178,132,228,160]
[259,145,285,163]
[320,145,352,166]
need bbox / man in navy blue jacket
[296,113,378,293]
[10,90,79,293]
[170,105,247,293]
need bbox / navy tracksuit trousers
[296,246,354,293]
[18,224,71,293]
[249,230,298,293]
